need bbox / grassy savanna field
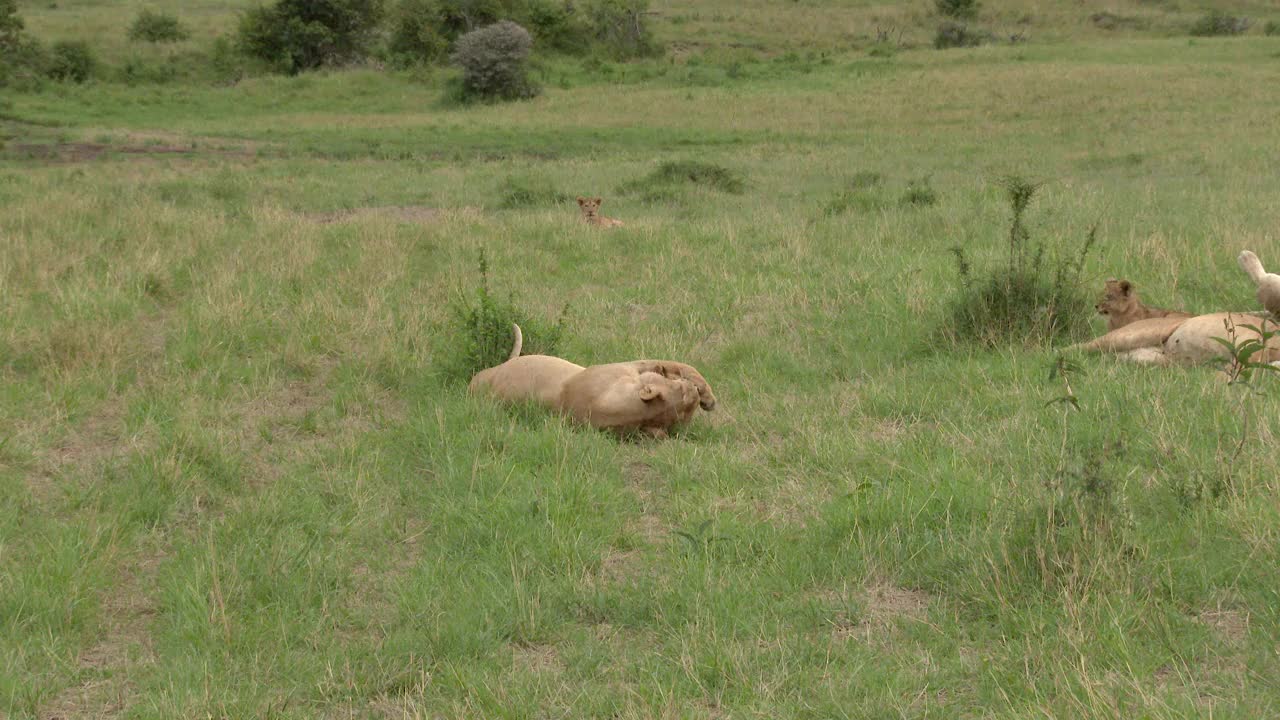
[4,0,1280,717]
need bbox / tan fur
[469,325,714,437]
[1070,312,1279,364]
[1095,278,1192,331]
[1238,250,1280,317]
[577,196,624,228]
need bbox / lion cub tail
[1238,250,1266,286]
[509,323,523,360]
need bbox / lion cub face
[577,196,604,219]
[577,196,623,227]
[1095,278,1136,319]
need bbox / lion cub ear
[639,384,661,401]
[576,196,587,205]
[1119,280,1133,295]
[594,197,603,204]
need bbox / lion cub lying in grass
[577,196,624,228]
[469,325,715,438]
[1072,279,1278,365]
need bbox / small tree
[0,0,47,88]
[237,0,386,74]
[450,20,539,101]
[128,9,192,43]
[587,0,658,58]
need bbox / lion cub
[577,196,624,228]
[1095,278,1191,331]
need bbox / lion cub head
[577,196,623,227]
[1096,278,1139,323]
[577,196,604,220]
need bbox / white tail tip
[509,323,523,360]
[1238,250,1265,284]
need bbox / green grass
[5,2,1280,717]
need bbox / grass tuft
[617,159,746,202]
[440,251,569,382]
[495,171,569,209]
[944,176,1098,347]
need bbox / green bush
[586,0,660,59]
[935,0,979,20]
[944,177,1098,347]
[0,0,47,89]
[934,21,988,49]
[128,9,191,43]
[617,160,745,202]
[1189,10,1250,37]
[823,172,885,216]
[442,251,569,382]
[46,40,96,83]
[237,0,386,74]
[1265,20,1279,36]
[450,20,539,101]
[900,176,938,207]
[387,0,588,66]
[496,172,569,208]
[387,0,451,65]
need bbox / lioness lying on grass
[469,324,715,438]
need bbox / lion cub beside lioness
[470,325,715,438]
[1072,278,1278,365]
[1094,278,1192,331]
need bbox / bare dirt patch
[511,643,564,675]
[824,582,934,642]
[234,363,404,487]
[5,141,258,164]
[27,399,135,506]
[39,548,164,720]
[863,582,931,624]
[1198,608,1249,646]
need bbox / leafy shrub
[1265,20,1279,36]
[496,172,569,208]
[450,20,539,101]
[617,160,745,202]
[524,0,589,53]
[387,0,451,65]
[442,251,569,381]
[934,21,987,49]
[1001,439,1137,596]
[237,0,386,74]
[944,176,1098,347]
[128,9,191,43]
[1088,12,1148,31]
[388,0,588,65]
[0,0,47,89]
[46,41,96,83]
[935,0,979,20]
[586,0,660,59]
[900,176,938,207]
[1189,10,1250,37]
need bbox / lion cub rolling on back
[1095,278,1192,331]
[577,196,624,228]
